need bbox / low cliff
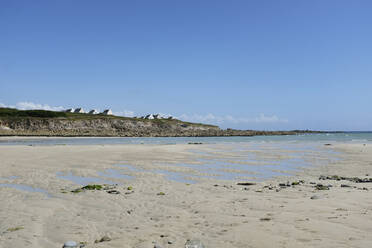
[0,110,219,137]
[0,108,320,137]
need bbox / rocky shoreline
[0,116,320,137]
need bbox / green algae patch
[81,184,103,190]
[71,184,103,193]
[7,226,24,232]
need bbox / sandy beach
[0,141,371,248]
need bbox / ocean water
[0,132,371,146]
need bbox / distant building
[88,109,99,114]
[74,108,85,113]
[101,109,113,115]
[141,113,173,120]
[64,108,74,113]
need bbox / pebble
[107,190,120,194]
[310,195,320,200]
[341,184,351,188]
[63,241,77,248]
[95,235,111,243]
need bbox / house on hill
[101,109,113,115]
[64,108,74,113]
[88,109,99,114]
[74,108,85,113]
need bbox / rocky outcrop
[0,117,223,137]
[0,117,320,137]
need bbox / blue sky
[1,0,371,130]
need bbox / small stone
[310,195,320,200]
[237,182,256,186]
[154,245,163,248]
[168,241,173,244]
[63,241,78,248]
[315,184,329,190]
[185,239,205,248]
[259,217,271,221]
[107,190,120,194]
[95,235,111,243]
[341,184,351,188]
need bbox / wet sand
[0,142,371,248]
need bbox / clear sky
[1,0,371,130]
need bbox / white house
[101,109,113,115]
[88,109,99,114]
[64,108,74,113]
[74,108,85,113]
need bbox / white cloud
[16,102,65,111]
[176,113,288,124]
[0,101,65,111]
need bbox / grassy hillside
[0,107,218,128]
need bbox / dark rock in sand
[259,217,272,221]
[237,182,256,186]
[310,195,320,200]
[107,190,120,194]
[95,235,111,243]
[315,184,329,190]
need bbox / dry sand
[0,142,371,248]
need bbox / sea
[0,132,371,146]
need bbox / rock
[154,245,163,248]
[107,190,120,194]
[315,184,329,190]
[168,241,173,244]
[341,184,351,188]
[63,241,78,248]
[185,240,205,248]
[237,182,256,186]
[324,144,332,146]
[95,235,111,243]
[310,195,320,200]
[259,217,271,221]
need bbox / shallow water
[1,132,372,146]
[0,183,50,197]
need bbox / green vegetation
[70,184,103,193]
[7,226,24,232]
[0,107,217,128]
[157,192,166,195]
[81,184,103,190]
[0,108,66,118]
